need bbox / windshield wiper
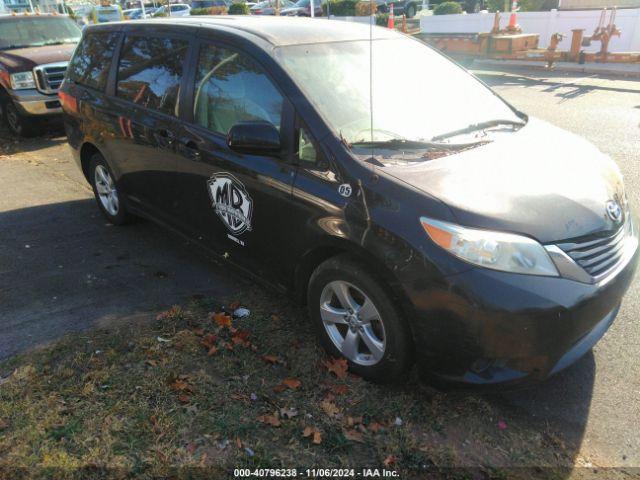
[430,119,526,142]
[350,138,487,150]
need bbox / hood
[0,44,76,73]
[384,118,626,243]
[281,6,305,13]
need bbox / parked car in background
[60,17,638,385]
[90,4,125,23]
[191,0,233,7]
[371,0,420,17]
[281,0,323,16]
[152,4,192,16]
[250,0,296,14]
[123,8,148,19]
[0,14,81,135]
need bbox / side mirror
[227,121,281,156]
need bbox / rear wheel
[1,99,36,137]
[308,255,414,383]
[89,153,134,225]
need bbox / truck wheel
[405,3,416,17]
[89,153,134,225]
[1,99,36,137]
[307,255,414,383]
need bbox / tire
[307,254,414,383]
[405,3,416,18]
[1,99,37,137]
[89,153,134,225]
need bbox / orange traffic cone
[387,3,395,29]
[507,0,519,31]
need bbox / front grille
[555,219,633,279]
[33,62,68,94]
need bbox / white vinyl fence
[420,8,640,52]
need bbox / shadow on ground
[477,70,640,103]
[0,198,243,361]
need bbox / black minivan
[60,17,638,385]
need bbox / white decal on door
[207,173,253,235]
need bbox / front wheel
[307,255,414,383]
[1,99,36,137]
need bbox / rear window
[67,32,119,91]
[116,36,189,116]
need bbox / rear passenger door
[108,32,192,222]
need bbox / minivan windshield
[275,37,522,146]
[0,17,81,50]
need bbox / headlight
[420,217,559,276]
[10,71,36,90]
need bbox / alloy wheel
[319,280,386,366]
[94,165,119,216]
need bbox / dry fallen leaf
[331,384,350,395]
[273,384,288,393]
[169,378,192,393]
[257,413,281,427]
[303,426,322,444]
[231,329,251,346]
[282,377,301,390]
[280,407,298,419]
[201,334,217,350]
[343,428,364,443]
[192,327,205,336]
[212,312,232,328]
[384,455,398,467]
[324,358,348,379]
[145,359,158,367]
[207,346,218,356]
[320,400,340,418]
[228,300,241,310]
[261,355,284,365]
[156,305,182,320]
[368,422,384,433]
[178,394,191,404]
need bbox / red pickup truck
[0,14,81,136]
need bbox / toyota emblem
[606,200,623,223]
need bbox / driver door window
[193,44,283,135]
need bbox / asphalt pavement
[0,69,638,469]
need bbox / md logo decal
[207,173,253,235]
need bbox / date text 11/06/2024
[233,468,400,477]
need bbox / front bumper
[404,225,639,386]
[9,89,62,116]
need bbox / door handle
[156,128,176,147]
[179,139,201,160]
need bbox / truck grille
[555,219,633,280]
[33,62,68,95]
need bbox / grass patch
[0,289,584,479]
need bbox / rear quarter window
[67,32,119,91]
[116,36,188,117]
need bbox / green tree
[434,1,463,14]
